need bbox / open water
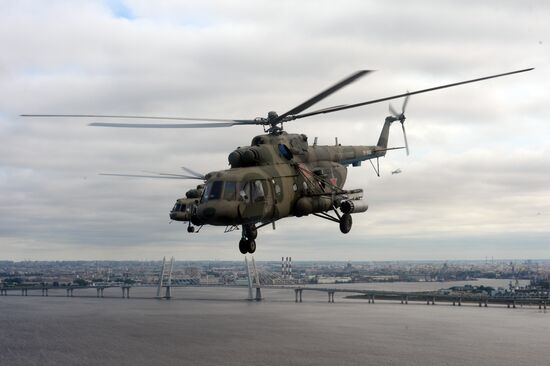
[0,280,547,366]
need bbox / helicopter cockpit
[172,202,187,212]
[201,180,238,202]
[200,180,267,204]
[169,200,194,222]
[191,176,272,227]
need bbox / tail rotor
[388,94,410,156]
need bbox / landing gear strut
[239,224,257,254]
[187,222,202,233]
[312,207,353,234]
[243,224,258,240]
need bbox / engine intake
[340,200,369,214]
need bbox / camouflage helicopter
[23,68,532,254]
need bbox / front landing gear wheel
[239,239,248,254]
[339,213,352,234]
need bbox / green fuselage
[177,131,386,226]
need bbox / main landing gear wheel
[239,224,258,254]
[248,240,256,253]
[238,238,256,254]
[239,238,248,254]
[339,213,352,234]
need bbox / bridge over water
[1,256,547,310]
[2,283,548,310]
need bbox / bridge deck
[1,284,547,307]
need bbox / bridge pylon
[245,256,262,301]
[156,256,174,299]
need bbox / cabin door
[238,179,274,222]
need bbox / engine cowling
[228,146,271,167]
[185,189,201,198]
[294,196,333,217]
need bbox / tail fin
[376,117,394,148]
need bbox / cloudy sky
[1,0,548,261]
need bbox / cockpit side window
[223,181,237,201]
[239,182,250,203]
[251,180,265,202]
[238,180,266,203]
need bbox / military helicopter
[22,68,532,254]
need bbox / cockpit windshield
[202,181,222,202]
[171,203,187,212]
[201,181,238,202]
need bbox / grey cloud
[0,1,548,260]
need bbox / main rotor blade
[88,121,256,128]
[402,93,410,114]
[99,173,202,180]
[308,104,348,113]
[274,70,373,123]
[21,114,256,123]
[181,166,206,180]
[292,68,534,120]
[141,170,204,179]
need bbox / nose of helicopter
[170,210,189,221]
[194,201,240,226]
[169,201,195,222]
